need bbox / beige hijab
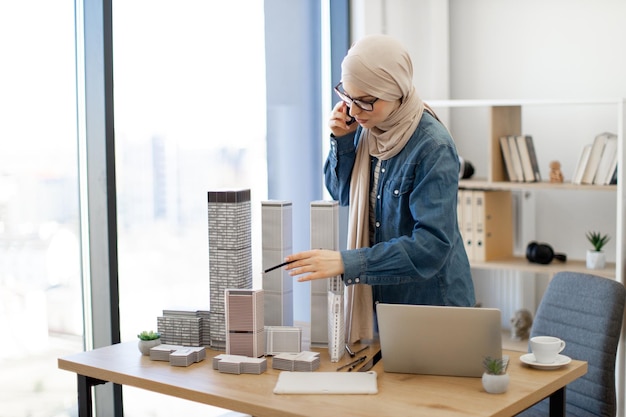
[342,35,426,343]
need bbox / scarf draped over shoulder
[341,34,426,343]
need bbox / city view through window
[0,1,82,416]
[0,1,267,416]
[114,2,267,415]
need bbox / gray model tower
[207,189,253,350]
[309,200,344,361]
[261,200,293,326]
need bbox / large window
[112,1,267,415]
[0,1,83,416]
[0,1,331,415]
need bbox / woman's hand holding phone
[329,102,357,137]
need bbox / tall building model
[207,189,253,350]
[309,201,344,361]
[261,200,293,326]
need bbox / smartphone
[346,105,356,125]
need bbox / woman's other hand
[284,249,345,282]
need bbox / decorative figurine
[510,309,533,341]
[549,160,564,183]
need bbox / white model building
[261,200,294,326]
[309,200,344,362]
[264,326,302,355]
[207,189,253,350]
[225,289,265,358]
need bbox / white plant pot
[586,250,606,270]
[138,338,161,355]
[482,372,509,394]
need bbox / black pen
[336,355,367,371]
[264,260,296,273]
[348,362,362,372]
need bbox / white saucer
[520,353,571,370]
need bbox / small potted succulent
[586,231,610,270]
[137,330,161,355]
[482,356,509,394]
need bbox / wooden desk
[58,342,586,417]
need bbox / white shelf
[427,98,624,108]
[459,179,617,192]
[434,98,624,284]
[470,257,615,280]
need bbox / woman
[285,34,475,341]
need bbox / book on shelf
[581,132,611,184]
[499,136,518,182]
[515,135,541,182]
[507,135,525,182]
[593,133,617,185]
[609,165,618,185]
[607,157,618,185]
[515,135,534,182]
[571,144,592,185]
[524,135,542,182]
[460,189,513,262]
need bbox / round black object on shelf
[526,241,567,265]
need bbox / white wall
[350,0,450,99]
[449,0,626,100]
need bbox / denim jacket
[324,111,475,307]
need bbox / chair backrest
[521,271,625,417]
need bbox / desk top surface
[58,342,586,417]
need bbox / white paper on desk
[273,371,378,394]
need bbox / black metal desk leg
[77,375,108,417]
[549,387,566,417]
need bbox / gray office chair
[516,271,625,417]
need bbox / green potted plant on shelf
[481,356,509,394]
[586,231,610,270]
[137,330,161,355]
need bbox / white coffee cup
[530,336,566,364]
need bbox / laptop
[376,303,502,377]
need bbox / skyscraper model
[261,200,293,326]
[207,189,253,350]
[310,200,345,362]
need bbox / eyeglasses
[334,82,379,112]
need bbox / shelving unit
[428,98,625,284]
[429,98,626,412]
